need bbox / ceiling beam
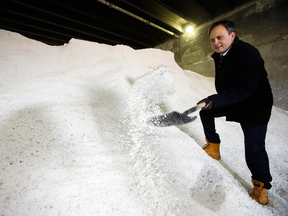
[106,0,184,34]
[4,0,162,48]
[0,8,122,44]
[223,0,236,10]
[46,0,174,44]
[193,0,216,18]
[0,22,68,45]
[154,0,216,26]
[153,0,195,25]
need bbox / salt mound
[0,30,287,215]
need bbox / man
[197,20,273,205]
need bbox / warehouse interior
[1,0,288,110]
[1,0,253,48]
[1,1,288,215]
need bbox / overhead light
[185,26,194,33]
[182,23,194,34]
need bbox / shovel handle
[183,102,206,115]
[196,102,206,110]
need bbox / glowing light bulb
[186,26,194,33]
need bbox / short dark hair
[209,20,236,35]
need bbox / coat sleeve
[209,47,264,109]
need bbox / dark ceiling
[1,0,252,49]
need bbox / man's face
[210,25,235,54]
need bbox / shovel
[147,102,205,127]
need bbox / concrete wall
[157,0,288,110]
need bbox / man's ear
[231,31,236,40]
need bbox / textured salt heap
[0,30,287,215]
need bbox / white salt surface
[0,30,288,216]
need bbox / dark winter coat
[209,37,273,124]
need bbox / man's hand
[197,98,213,110]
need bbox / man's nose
[213,39,219,45]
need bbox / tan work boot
[248,179,268,205]
[203,138,220,160]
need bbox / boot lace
[259,189,268,200]
[249,188,260,196]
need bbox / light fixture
[182,23,194,34]
[185,25,194,33]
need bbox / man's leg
[240,123,272,189]
[199,109,226,160]
[199,109,226,143]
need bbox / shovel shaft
[196,102,206,110]
[183,102,205,115]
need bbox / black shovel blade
[147,111,197,127]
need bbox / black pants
[200,109,272,189]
